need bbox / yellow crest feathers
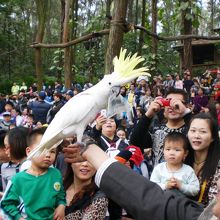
[113,48,150,79]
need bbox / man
[47,92,64,123]
[163,74,174,91]
[28,91,51,124]
[65,90,74,102]
[130,88,190,166]
[11,83,20,95]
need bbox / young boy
[19,127,46,171]
[150,132,200,197]
[1,129,66,220]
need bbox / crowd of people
[0,68,219,219]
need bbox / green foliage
[0,0,216,92]
[0,79,11,95]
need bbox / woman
[186,112,220,206]
[64,160,108,219]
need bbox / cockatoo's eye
[109,82,111,85]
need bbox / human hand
[173,178,182,189]
[95,114,107,130]
[200,107,209,113]
[53,204,65,220]
[63,143,85,164]
[166,178,177,189]
[170,98,186,114]
[145,98,163,118]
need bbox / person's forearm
[83,144,109,170]
[129,115,152,148]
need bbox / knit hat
[126,145,144,166]
[115,150,132,164]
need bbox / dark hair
[7,127,29,161]
[28,114,34,119]
[5,101,14,107]
[0,130,7,148]
[26,127,46,147]
[164,132,189,151]
[63,163,97,210]
[116,126,126,133]
[185,112,220,181]
[165,88,188,103]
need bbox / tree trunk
[138,0,146,55]
[151,0,157,55]
[35,0,49,91]
[71,0,78,85]
[181,0,192,72]
[57,0,65,82]
[63,0,72,89]
[127,0,134,22]
[104,0,112,54]
[104,0,128,74]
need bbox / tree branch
[30,29,110,48]
[134,24,220,41]
[30,23,220,49]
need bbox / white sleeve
[150,165,166,190]
[95,158,117,187]
[180,167,200,197]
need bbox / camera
[158,98,171,107]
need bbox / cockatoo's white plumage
[28,48,150,158]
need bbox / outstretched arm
[63,143,203,220]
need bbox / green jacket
[1,167,66,220]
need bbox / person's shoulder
[11,170,27,181]
[182,163,195,172]
[1,162,9,169]
[92,190,107,200]
[48,167,62,176]
[154,162,166,169]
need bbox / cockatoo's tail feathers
[27,137,63,159]
[113,48,151,81]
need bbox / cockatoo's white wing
[28,92,97,159]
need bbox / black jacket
[100,162,203,220]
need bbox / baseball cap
[38,91,46,99]
[3,112,11,117]
[66,90,74,97]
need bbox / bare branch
[30,22,220,49]
[30,29,110,48]
[134,24,220,41]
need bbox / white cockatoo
[28,48,150,158]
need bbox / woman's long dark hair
[185,112,220,182]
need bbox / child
[1,147,66,219]
[150,132,200,197]
[116,127,129,144]
[19,127,47,171]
